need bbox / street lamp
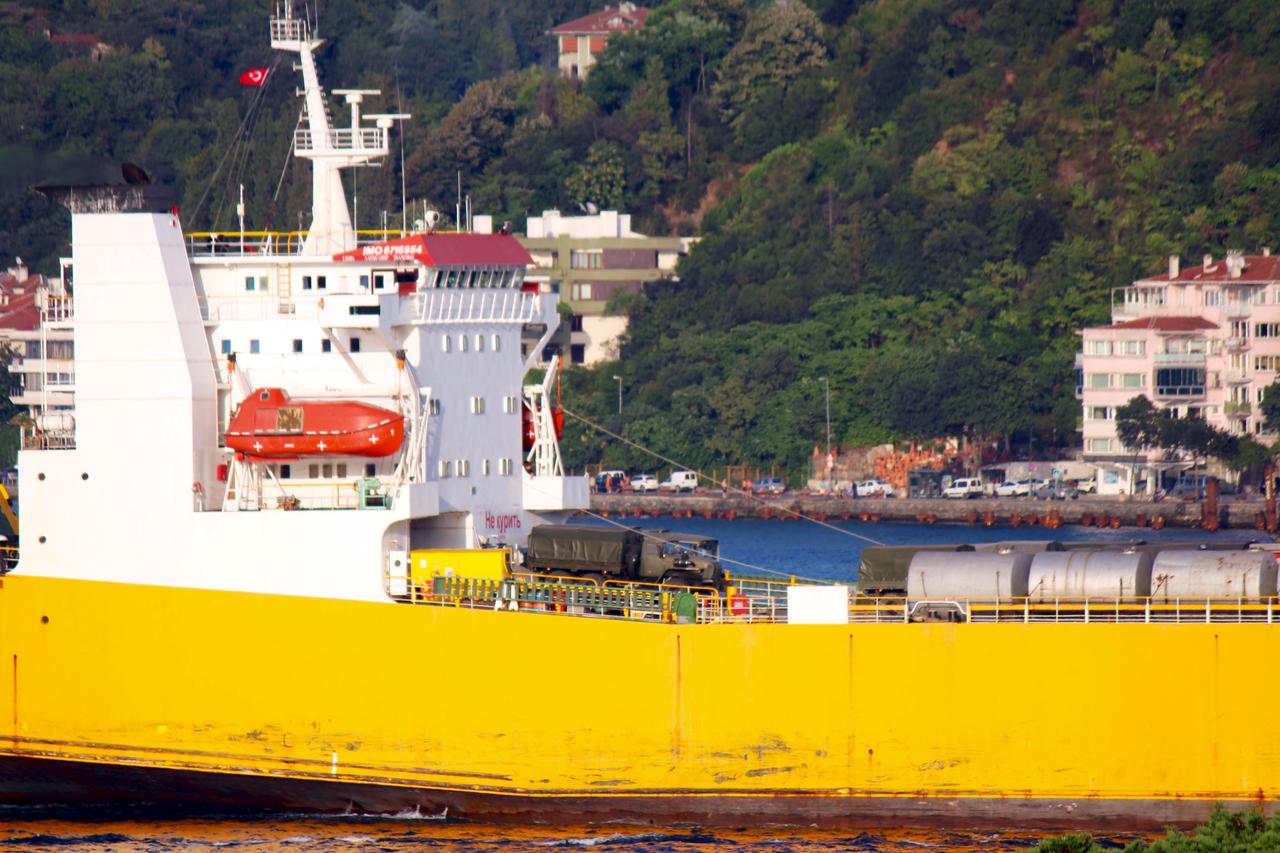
[818,376,831,459]
[612,374,623,415]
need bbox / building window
[1117,340,1145,356]
[322,339,332,353]
[429,398,441,416]
[1232,321,1250,338]
[1257,355,1280,372]
[1088,373,1112,389]
[1086,438,1114,453]
[1155,367,1205,397]
[250,339,260,354]
[570,251,602,270]
[570,343,586,364]
[1203,289,1221,306]
[1256,323,1280,338]
[1084,340,1111,356]
[292,339,303,353]
[570,282,593,301]
[1120,373,1144,388]
[350,337,361,353]
[570,314,584,332]
[1088,406,1112,420]
[221,340,231,354]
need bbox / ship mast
[269,3,406,255]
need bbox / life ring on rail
[192,481,204,497]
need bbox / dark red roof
[552,5,650,35]
[1105,316,1218,332]
[50,33,99,47]
[0,293,40,332]
[1140,254,1280,284]
[333,233,532,266]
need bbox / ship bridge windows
[292,339,303,353]
[244,275,266,292]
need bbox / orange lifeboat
[226,388,405,460]
[521,403,565,452]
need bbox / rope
[191,57,280,226]
[560,406,885,546]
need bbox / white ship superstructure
[19,6,587,602]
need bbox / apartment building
[1078,249,1279,493]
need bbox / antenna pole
[456,171,461,231]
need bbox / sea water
[0,520,1232,850]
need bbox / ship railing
[20,425,75,451]
[294,127,386,155]
[205,299,318,322]
[852,596,1280,624]
[41,295,73,324]
[188,231,307,258]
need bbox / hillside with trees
[3,0,1280,477]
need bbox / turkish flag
[239,68,269,86]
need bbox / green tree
[714,0,829,127]
[564,141,626,212]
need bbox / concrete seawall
[589,493,1277,532]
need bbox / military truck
[524,524,723,589]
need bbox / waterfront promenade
[590,492,1276,531]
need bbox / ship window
[476,334,485,352]
[259,390,269,400]
[322,339,332,353]
[317,275,327,290]
[458,459,470,477]
[360,274,370,290]
[309,464,320,478]
[278,407,303,433]
[322,463,333,478]
[492,334,501,351]
[221,340,231,354]
[476,269,491,289]
[483,459,491,476]
[429,398,441,416]
[460,335,469,353]
[374,273,387,290]
[365,463,376,477]
[292,339,303,353]
[302,276,313,291]
[445,269,458,288]
[442,336,452,353]
[438,460,451,478]
[336,463,347,478]
[499,458,513,476]
[280,464,291,479]
[244,276,256,291]
[350,337,361,353]
[470,396,485,414]
[250,339,260,354]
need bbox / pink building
[1078,249,1279,493]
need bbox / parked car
[594,469,626,493]
[751,476,787,495]
[1071,477,1097,494]
[1165,476,1236,499]
[995,479,1033,497]
[943,477,984,499]
[631,474,659,493]
[659,470,699,492]
[856,479,896,498]
[1032,479,1078,500]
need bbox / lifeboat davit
[521,403,565,452]
[226,388,405,460]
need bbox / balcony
[1224,369,1250,384]
[1154,352,1206,366]
[1225,336,1250,351]
[1225,401,1252,418]
[294,127,387,156]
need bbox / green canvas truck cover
[525,524,642,575]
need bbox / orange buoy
[1110,517,1121,529]
[1152,515,1165,530]
[1135,513,1147,528]
[1080,512,1094,527]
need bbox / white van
[660,470,699,492]
[943,477,984,499]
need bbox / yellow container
[410,548,509,585]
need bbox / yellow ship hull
[1,574,1277,828]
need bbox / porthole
[37,473,45,481]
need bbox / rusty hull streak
[0,736,511,781]
[0,754,1273,831]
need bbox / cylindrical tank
[1151,550,1279,599]
[907,550,1033,599]
[1027,548,1156,599]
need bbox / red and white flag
[239,68,269,87]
